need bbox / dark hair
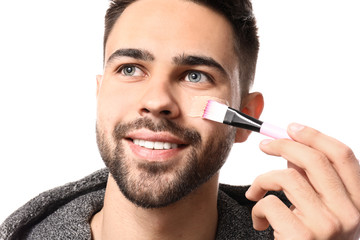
[104,0,259,96]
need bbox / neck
[91,173,219,240]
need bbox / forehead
[105,0,238,70]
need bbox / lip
[125,129,187,145]
[125,129,188,162]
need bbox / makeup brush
[196,99,291,139]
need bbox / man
[1,0,359,239]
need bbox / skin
[92,0,261,239]
[92,0,360,239]
[246,126,360,239]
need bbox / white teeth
[154,142,164,150]
[132,139,179,150]
[163,142,171,150]
[144,141,154,149]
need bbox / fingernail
[289,123,304,133]
[260,139,273,145]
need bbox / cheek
[180,91,235,140]
[188,112,235,147]
[96,81,139,130]
[180,88,233,118]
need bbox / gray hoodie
[0,168,289,239]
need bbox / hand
[245,123,360,239]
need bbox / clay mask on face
[188,96,229,118]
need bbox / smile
[132,139,178,150]
[125,129,189,162]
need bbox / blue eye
[185,71,209,83]
[119,65,144,77]
[123,66,136,76]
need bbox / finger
[288,123,360,208]
[246,169,320,208]
[259,138,346,204]
[246,169,336,235]
[252,195,311,239]
[259,138,360,233]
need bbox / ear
[96,74,103,98]
[234,92,264,143]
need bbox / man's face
[96,0,242,208]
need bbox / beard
[96,117,235,209]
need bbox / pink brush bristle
[202,100,214,118]
[202,100,228,123]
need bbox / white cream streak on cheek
[188,96,229,118]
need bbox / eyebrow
[106,48,229,78]
[172,54,228,77]
[106,48,155,64]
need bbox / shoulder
[0,169,108,240]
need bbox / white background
[0,0,359,223]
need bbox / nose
[138,80,180,119]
